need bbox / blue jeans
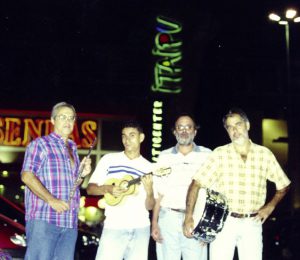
[95,226,150,260]
[25,220,77,260]
[157,208,207,260]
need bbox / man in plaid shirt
[183,108,291,260]
[21,102,92,260]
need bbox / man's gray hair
[51,102,76,119]
[222,107,249,128]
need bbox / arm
[86,155,126,197]
[183,179,201,238]
[72,157,93,188]
[86,183,125,197]
[79,157,92,179]
[257,184,290,223]
[141,174,155,210]
[21,171,69,213]
[151,194,163,243]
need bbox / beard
[175,132,195,146]
[232,137,246,145]
[231,132,249,146]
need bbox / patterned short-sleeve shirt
[193,142,291,213]
[21,132,80,228]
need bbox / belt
[170,208,186,213]
[230,212,258,218]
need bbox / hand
[48,197,70,213]
[255,204,275,223]
[111,186,127,197]
[183,216,195,238]
[151,223,163,243]
[141,174,153,194]
[80,157,92,178]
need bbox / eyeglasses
[176,125,194,131]
[55,114,76,122]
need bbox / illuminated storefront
[0,109,132,225]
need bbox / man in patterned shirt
[21,102,92,260]
[183,108,291,260]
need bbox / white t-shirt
[89,152,153,229]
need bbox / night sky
[1,0,300,148]
[1,2,300,257]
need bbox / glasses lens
[56,115,75,121]
[177,125,192,131]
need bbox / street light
[269,9,300,89]
[269,9,300,22]
[269,9,300,209]
[268,8,300,120]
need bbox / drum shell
[192,189,229,243]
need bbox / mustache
[175,133,195,145]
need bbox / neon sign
[151,100,163,162]
[0,116,97,148]
[151,16,183,94]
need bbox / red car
[0,194,100,260]
[0,195,26,259]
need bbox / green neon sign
[151,16,183,94]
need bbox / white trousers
[157,208,207,260]
[210,216,262,260]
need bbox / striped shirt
[193,142,291,214]
[21,132,80,228]
[88,152,153,229]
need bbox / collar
[171,142,200,154]
[229,139,253,154]
[49,132,70,146]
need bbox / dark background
[1,1,300,258]
[2,0,300,201]
[2,0,300,190]
[2,0,300,146]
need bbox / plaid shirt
[193,142,291,214]
[21,132,80,228]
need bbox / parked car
[0,195,100,259]
[76,222,100,260]
[0,195,26,259]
